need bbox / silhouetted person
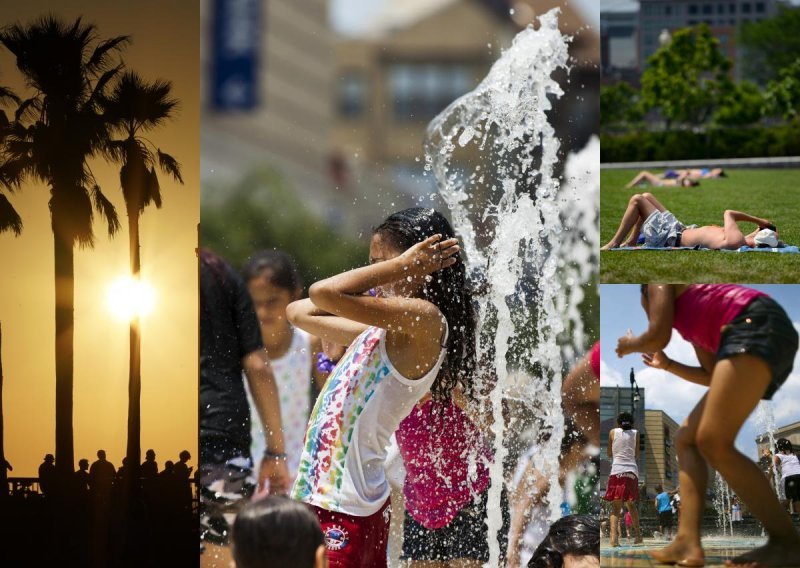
[173,450,192,480]
[74,459,90,494]
[141,449,158,478]
[89,450,116,497]
[38,454,56,498]
[173,450,193,515]
[160,460,174,478]
[116,456,130,479]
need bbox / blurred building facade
[601,10,640,84]
[600,386,647,490]
[756,420,800,457]
[332,0,600,202]
[644,409,680,493]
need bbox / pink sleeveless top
[395,399,492,529]
[673,285,766,353]
[590,341,600,379]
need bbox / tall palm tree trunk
[54,231,75,482]
[0,321,7,499]
[126,208,141,482]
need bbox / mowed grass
[600,169,800,283]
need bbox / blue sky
[331,0,600,34]
[600,285,800,460]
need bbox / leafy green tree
[764,58,800,121]
[741,6,800,84]
[0,17,124,477]
[102,71,183,482]
[201,168,366,287]
[640,25,732,128]
[600,82,643,132]
[713,81,764,126]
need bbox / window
[702,4,713,15]
[389,63,473,121]
[689,4,699,15]
[743,3,752,14]
[338,72,367,117]
[755,2,766,13]
[717,3,725,13]
[729,3,737,13]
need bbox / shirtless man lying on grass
[601,192,781,250]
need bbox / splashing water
[714,471,734,536]
[755,401,783,503]
[424,8,598,565]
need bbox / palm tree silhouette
[0,81,22,235]
[0,322,7,498]
[0,17,126,478]
[103,71,183,479]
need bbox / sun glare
[107,276,156,321]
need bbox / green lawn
[600,169,800,283]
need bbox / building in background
[756,420,800,458]
[332,0,600,205]
[644,409,680,493]
[601,9,639,82]
[600,385,647,490]
[638,0,778,78]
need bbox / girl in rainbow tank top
[616,284,800,567]
[287,208,477,568]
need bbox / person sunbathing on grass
[625,171,700,188]
[625,168,726,189]
[600,192,780,250]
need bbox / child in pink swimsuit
[617,284,800,567]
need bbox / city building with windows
[644,409,680,493]
[601,9,639,77]
[756,420,800,458]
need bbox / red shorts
[604,473,639,502]
[310,500,391,568]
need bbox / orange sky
[0,0,199,476]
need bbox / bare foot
[726,537,800,567]
[649,535,705,566]
[601,241,619,251]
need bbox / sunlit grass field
[600,169,800,283]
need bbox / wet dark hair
[374,207,477,401]
[242,250,302,292]
[617,412,634,430]
[528,514,600,568]
[232,496,323,568]
[776,438,794,454]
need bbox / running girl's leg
[625,501,643,544]
[693,355,800,566]
[649,396,708,566]
[601,194,661,250]
[609,500,623,547]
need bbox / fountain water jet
[424,8,598,565]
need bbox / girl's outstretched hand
[642,351,670,370]
[399,234,460,277]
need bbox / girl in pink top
[616,284,799,567]
[395,397,492,566]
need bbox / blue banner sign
[211,0,261,110]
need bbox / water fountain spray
[424,8,598,564]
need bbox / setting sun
[106,276,156,320]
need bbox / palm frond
[0,193,23,236]
[91,184,120,237]
[157,150,184,184]
[86,35,130,75]
[14,97,42,122]
[87,65,123,110]
[0,85,20,107]
[144,167,162,209]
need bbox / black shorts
[785,475,800,502]
[401,489,509,561]
[717,296,799,400]
[658,510,674,528]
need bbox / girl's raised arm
[307,234,458,339]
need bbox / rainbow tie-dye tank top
[291,325,443,516]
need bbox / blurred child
[242,251,328,487]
